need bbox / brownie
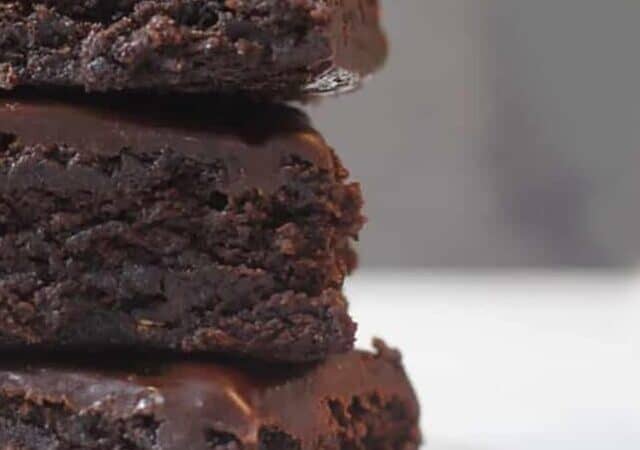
[0,0,387,96]
[0,340,421,450]
[0,93,364,362]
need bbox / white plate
[347,272,640,450]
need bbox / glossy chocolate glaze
[0,342,418,450]
[0,93,335,196]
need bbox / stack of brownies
[0,1,421,449]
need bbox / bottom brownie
[0,340,421,450]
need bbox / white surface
[346,272,640,450]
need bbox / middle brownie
[0,94,364,362]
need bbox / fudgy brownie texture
[0,340,421,450]
[0,0,387,96]
[0,92,364,362]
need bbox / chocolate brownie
[0,340,421,450]
[0,0,387,96]
[0,93,364,361]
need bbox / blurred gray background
[306,0,640,269]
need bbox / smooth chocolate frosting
[0,93,335,196]
[0,342,418,450]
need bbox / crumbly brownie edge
[0,130,362,361]
[0,0,380,95]
[0,132,363,293]
[0,398,418,450]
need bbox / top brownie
[0,0,387,96]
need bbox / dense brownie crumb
[0,342,421,450]
[0,0,387,96]
[0,94,364,361]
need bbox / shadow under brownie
[0,92,364,362]
[0,340,421,450]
